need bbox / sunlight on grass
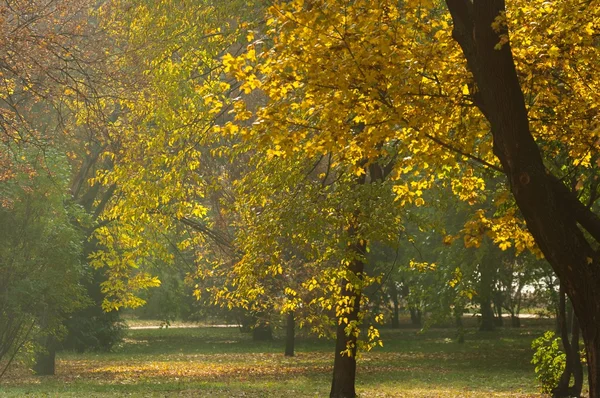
[0,320,557,397]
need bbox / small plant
[531,331,565,394]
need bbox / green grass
[0,318,563,397]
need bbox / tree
[80,0,600,395]
[444,1,600,395]
[222,1,600,395]
[0,149,87,377]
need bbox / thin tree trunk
[555,284,574,397]
[478,255,496,332]
[409,308,422,328]
[390,283,400,329]
[493,291,504,327]
[454,306,465,344]
[572,315,583,398]
[285,311,295,357]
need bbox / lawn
[0,318,561,397]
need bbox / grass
[0,317,563,397]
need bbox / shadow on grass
[0,318,555,397]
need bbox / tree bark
[285,311,295,357]
[479,260,496,332]
[572,315,584,397]
[454,306,465,344]
[409,307,422,328]
[329,238,366,398]
[252,321,272,342]
[510,314,520,328]
[390,283,400,329]
[479,299,495,332]
[445,1,600,395]
[555,284,575,397]
[554,284,583,398]
[329,233,366,398]
[32,336,55,376]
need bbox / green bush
[531,331,565,393]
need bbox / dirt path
[128,324,239,330]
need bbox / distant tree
[0,149,87,377]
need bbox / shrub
[531,331,565,394]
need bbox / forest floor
[0,317,564,397]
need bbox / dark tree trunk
[409,308,422,328]
[493,292,504,327]
[554,284,583,398]
[479,299,495,332]
[285,311,295,357]
[330,236,366,398]
[478,253,496,331]
[567,301,574,335]
[510,315,521,328]
[252,322,272,341]
[572,316,584,397]
[555,285,575,397]
[330,173,368,398]
[390,283,400,329]
[454,306,465,344]
[445,1,600,395]
[33,336,55,376]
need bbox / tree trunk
[330,206,367,398]
[285,311,295,357]
[32,336,55,376]
[554,284,584,398]
[454,306,465,344]
[479,299,495,332]
[510,314,521,328]
[252,322,272,341]
[478,253,496,331]
[555,285,575,397]
[409,307,422,328]
[572,316,583,397]
[390,283,400,329]
[493,292,504,327]
[445,1,600,395]
[330,237,366,398]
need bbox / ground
[0,318,565,397]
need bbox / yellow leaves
[392,180,428,206]
[448,267,462,288]
[222,52,246,78]
[460,207,540,256]
[547,45,560,58]
[451,172,486,205]
[584,22,595,36]
[405,0,435,10]
[498,241,512,251]
[354,167,366,177]
[191,206,207,218]
[223,122,240,136]
[442,234,457,246]
[409,259,436,272]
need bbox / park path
[128,314,543,330]
[128,324,239,330]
